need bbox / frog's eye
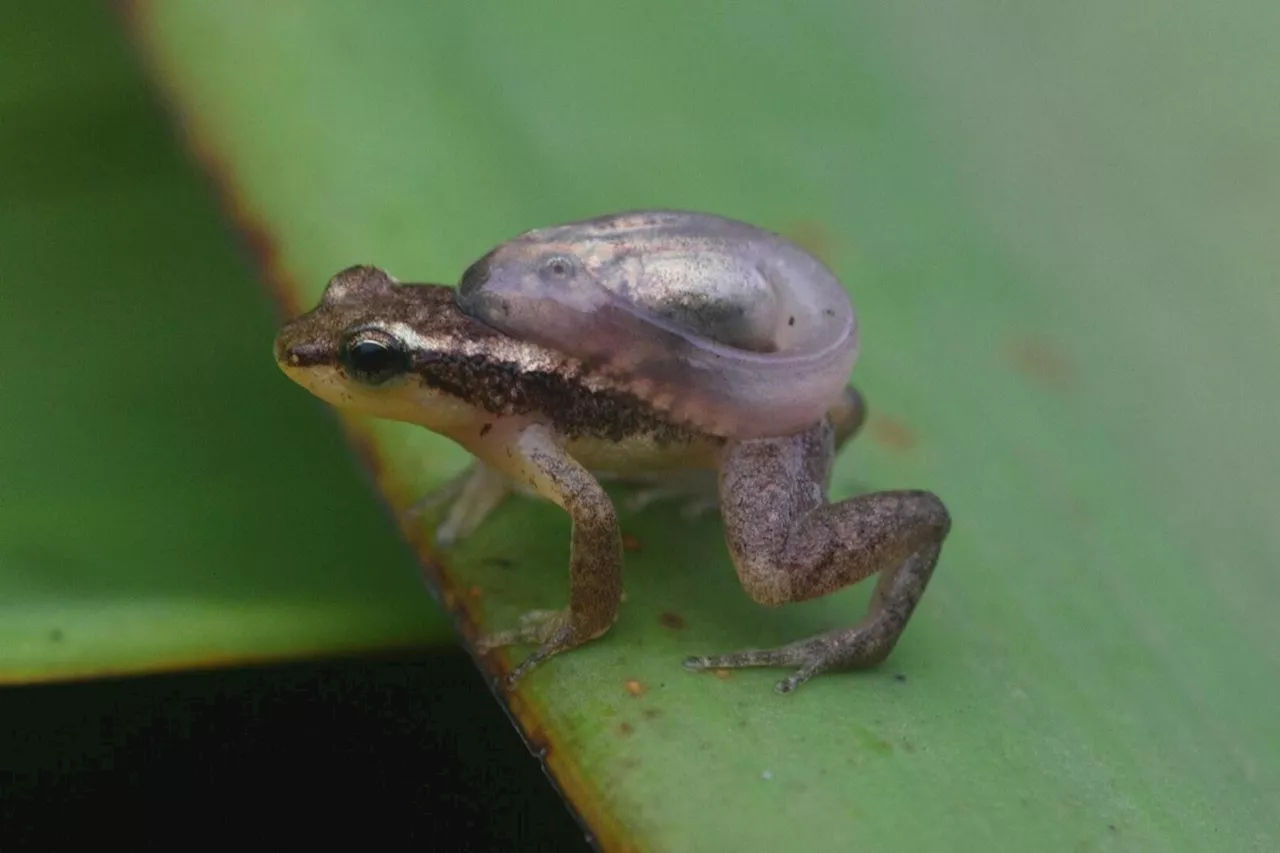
[539,254,578,282]
[341,331,409,385]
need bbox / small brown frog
[274,210,950,694]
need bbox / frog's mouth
[273,352,343,404]
[273,316,349,402]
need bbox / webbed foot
[683,624,894,695]
[479,608,603,686]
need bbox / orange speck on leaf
[625,679,646,697]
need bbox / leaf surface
[0,1,451,685]
[132,3,1280,850]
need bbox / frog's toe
[476,609,562,651]
[405,472,469,520]
[683,637,834,695]
[621,485,679,513]
[434,511,477,549]
[678,495,721,520]
[477,609,578,686]
[479,607,618,687]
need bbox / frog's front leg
[476,423,624,685]
[685,415,950,694]
[405,462,511,548]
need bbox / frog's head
[273,265,495,432]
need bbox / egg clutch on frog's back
[454,210,859,439]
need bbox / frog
[273,210,951,694]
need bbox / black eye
[341,334,408,385]
[541,254,577,281]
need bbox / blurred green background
[0,2,450,682]
[4,1,1279,851]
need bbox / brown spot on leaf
[625,679,646,697]
[869,415,919,451]
[1005,335,1075,392]
[658,612,686,630]
[622,534,642,552]
[617,722,634,737]
[1066,495,1095,526]
[642,708,662,720]
[468,585,483,599]
[714,669,733,681]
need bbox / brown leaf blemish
[622,534,642,552]
[869,415,919,452]
[658,612,687,630]
[625,679,646,697]
[1005,335,1075,392]
[617,721,635,737]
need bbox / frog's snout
[273,324,331,374]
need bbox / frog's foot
[478,608,610,686]
[614,470,720,518]
[677,494,721,520]
[682,618,900,695]
[407,463,513,548]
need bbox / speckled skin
[274,219,951,694]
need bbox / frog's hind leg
[684,417,950,694]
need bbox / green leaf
[0,1,451,685]
[130,2,1280,850]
